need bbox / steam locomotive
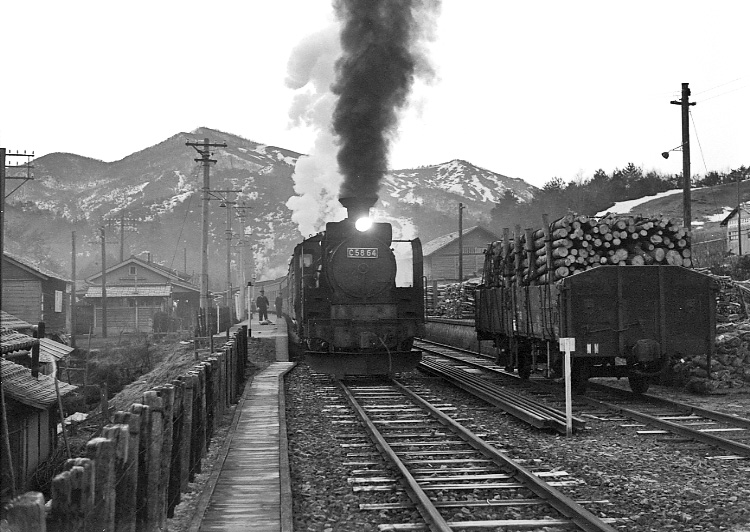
[284,198,425,377]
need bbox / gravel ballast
[286,363,750,532]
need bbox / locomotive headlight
[355,217,373,232]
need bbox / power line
[697,84,748,104]
[689,110,709,175]
[693,78,742,97]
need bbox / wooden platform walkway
[190,316,294,532]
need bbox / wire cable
[689,110,709,175]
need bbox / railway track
[336,377,619,531]
[417,339,750,458]
[415,339,586,434]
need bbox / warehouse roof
[422,226,499,257]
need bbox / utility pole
[100,226,108,338]
[187,137,227,335]
[671,82,696,230]
[458,202,466,282]
[71,231,77,347]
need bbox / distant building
[83,255,200,334]
[1,253,71,336]
[720,204,750,256]
[422,226,499,282]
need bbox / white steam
[285,25,346,237]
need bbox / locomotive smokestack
[339,196,376,220]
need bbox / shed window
[129,266,137,275]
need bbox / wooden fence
[1,326,249,532]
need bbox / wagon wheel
[628,374,650,394]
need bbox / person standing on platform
[256,289,270,322]
[275,294,283,319]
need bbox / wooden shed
[1,358,77,500]
[1,253,71,336]
[422,226,499,282]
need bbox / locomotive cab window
[301,254,314,268]
[393,241,415,287]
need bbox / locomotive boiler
[285,198,425,377]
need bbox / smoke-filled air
[286,0,440,236]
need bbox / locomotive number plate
[347,247,378,258]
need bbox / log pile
[670,274,750,393]
[426,279,480,318]
[485,213,693,287]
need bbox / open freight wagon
[475,213,718,393]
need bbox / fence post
[194,366,208,460]
[65,457,94,531]
[102,423,130,532]
[113,411,140,532]
[142,391,163,531]
[51,470,72,532]
[85,437,116,532]
[167,379,185,517]
[178,375,194,487]
[2,492,46,532]
[200,361,214,443]
[156,384,174,531]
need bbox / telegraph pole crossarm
[3,150,35,198]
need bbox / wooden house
[1,350,77,500]
[720,204,750,256]
[422,226,499,281]
[1,253,71,336]
[83,255,200,334]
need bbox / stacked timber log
[427,279,480,318]
[485,213,693,287]
[671,274,750,393]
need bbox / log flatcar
[285,198,425,377]
[475,215,718,393]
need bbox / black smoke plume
[332,0,439,210]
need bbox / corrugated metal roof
[0,310,33,330]
[39,338,75,360]
[1,328,38,354]
[85,285,172,298]
[1,359,78,410]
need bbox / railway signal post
[560,337,575,437]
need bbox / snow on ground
[594,189,683,217]
[595,188,734,226]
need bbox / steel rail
[578,394,750,457]
[338,382,453,532]
[391,379,618,532]
[587,381,750,429]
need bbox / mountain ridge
[4,127,536,283]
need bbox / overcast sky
[2,0,748,188]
